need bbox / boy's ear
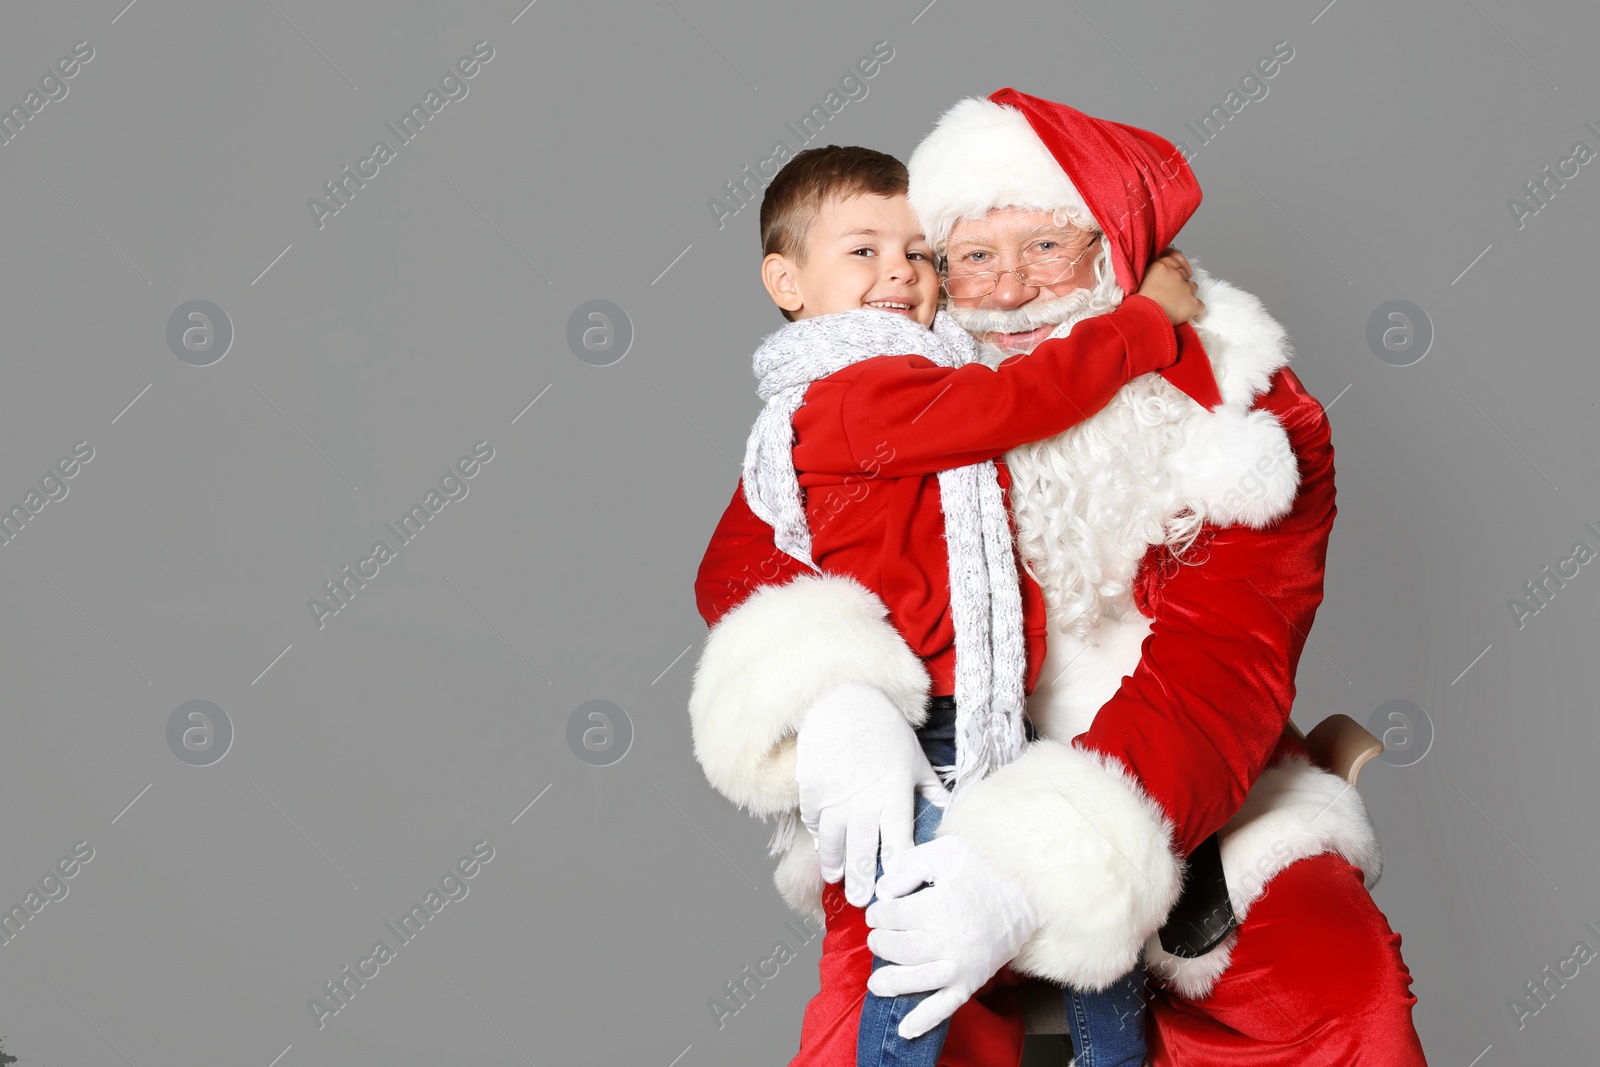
[761,252,805,317]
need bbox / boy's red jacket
[695,294,1188,696]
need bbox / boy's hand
[795,682,951,908]
[1137,249,1205,326]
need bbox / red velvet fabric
[697,294,1186,697]
[1148,853,1427,1066]
[788,853,1424,1066]
[696,362,1333,861]
[1166,322,1224,411]
[988,88,1201,296]
[693,299,1228,694]
[788,880,1029,1067]
[790,297,1175,479]
[1076,364,1337,856]
[697,365,1380,1061]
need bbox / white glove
[795,682,951,908]
[863,833,1041,1040]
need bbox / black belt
[922,695,1039,742]
[923,695,958,732]
[922,694,1232,957]
[1161,833,1236,958]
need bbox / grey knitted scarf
[740,307,1028,856]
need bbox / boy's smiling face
[761,193,939,327]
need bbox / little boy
[690,144,1201,1067]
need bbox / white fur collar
[1187,267,1294,410]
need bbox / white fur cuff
[774,833,827,922]
[933,739,1184,991]
[687,574,931,818]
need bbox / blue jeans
[857,718,1148,1067]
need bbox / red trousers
[789,853,1427,1066]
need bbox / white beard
[950,272,1203,640]
[1005,371,1202,639]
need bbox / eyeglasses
[942,233,1102,299]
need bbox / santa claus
[689,89,1427,1065]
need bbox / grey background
[0,0,1593,1064]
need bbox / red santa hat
[907,88,1201,294]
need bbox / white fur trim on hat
[908,97,1096,250]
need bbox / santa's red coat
[686,272,1425,1065]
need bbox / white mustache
[947,289,1097,337]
